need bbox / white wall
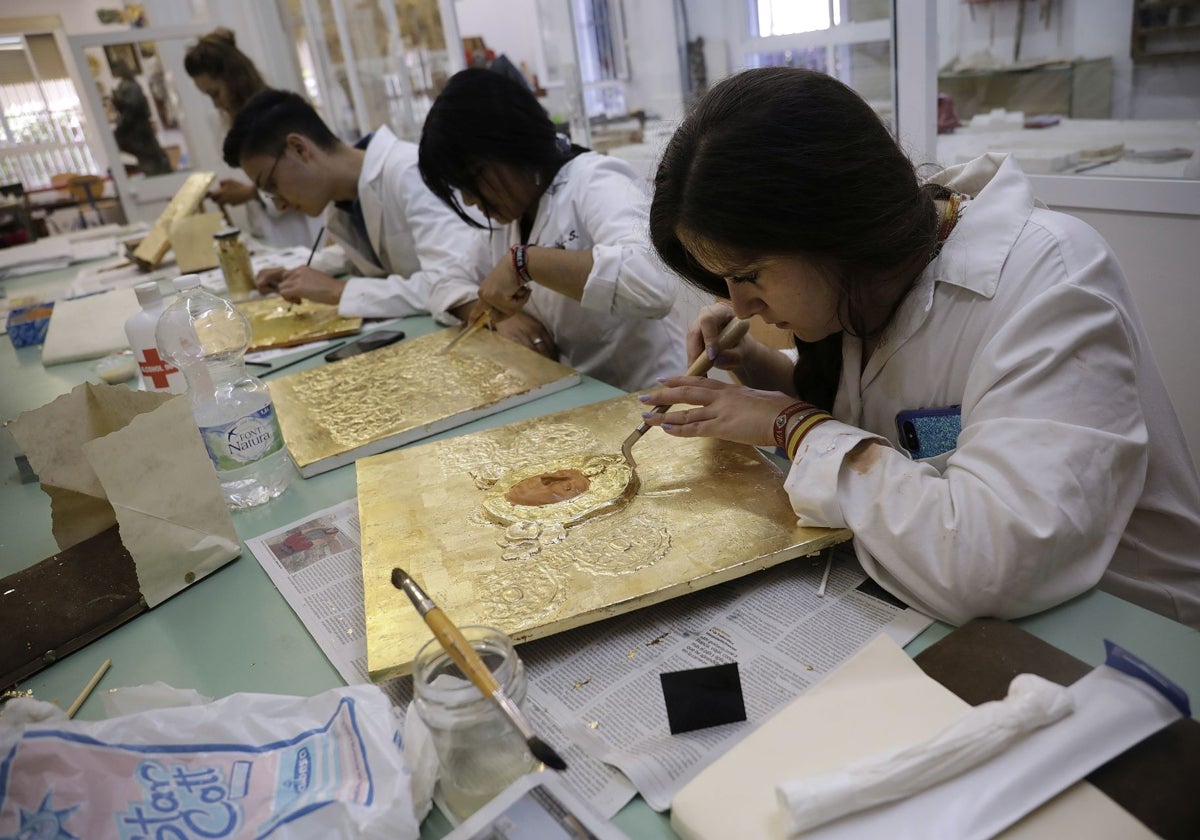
[1,0,124,34]
[937,0,1200,119]
[453,0,545,80]
[1056,207,1200,472]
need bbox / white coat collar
[526,155,580,246]
[858,153,1036,389]
[357,125,399,256]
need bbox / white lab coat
[428,152,686,391]
[786,154,1200,629]
[308,126,479,319]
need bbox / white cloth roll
[777,673,1073,836]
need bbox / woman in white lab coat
[417,68,685,392]
[640,67,1200,629]
[185,28,320,248]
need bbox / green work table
[2,270,1198,840]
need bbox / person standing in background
[111,59,172,176]
[185,28,321,248]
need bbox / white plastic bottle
[124,281,187,393]
[156,274,293,509]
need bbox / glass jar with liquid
[412,625,541,820]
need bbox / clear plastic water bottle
[156,274,293,509]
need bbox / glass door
[280,0,460,143]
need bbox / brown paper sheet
[359,392,851,681]
[168,211,223,272]
[7,383,240,607]
[83,395,241,606]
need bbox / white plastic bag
[0,684,419,839]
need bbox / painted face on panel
[678,228,842,343]
[459,160,539,225]
[240,137,329,217]
[192,73,233,114]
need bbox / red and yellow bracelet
[785,409,832,460]
[773,402,816,449]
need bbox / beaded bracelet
[773,402,817,449]
[785,410,833,460]
[510,243,534,286]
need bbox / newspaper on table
[247,500,932,818]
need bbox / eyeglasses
[256,146,286,198]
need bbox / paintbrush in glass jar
[391,567,568,771]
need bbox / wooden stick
[66,658,111,718]
[816,553,833,598]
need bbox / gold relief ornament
[473,562,568,626]
[269,328,579,476]
[482,454,637,528]
[359,392,853,681]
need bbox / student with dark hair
[223,89,478,318]
[186,28,320,247]
[640,67,1200,629]
[418,67,685,392]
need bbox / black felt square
[659,662,747,735]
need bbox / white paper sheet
[248,511,932,820]
[671,635,1163,840]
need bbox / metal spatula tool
[620,317,750,468]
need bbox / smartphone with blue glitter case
[896,406,961,460]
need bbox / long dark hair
[184,28,267,116]
[418,67,584,228]
[650,67,940,410]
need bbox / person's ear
[287,133,313,162]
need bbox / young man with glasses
[222,90,478,319]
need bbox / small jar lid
[173,274,201,291]
[134,280,162,307]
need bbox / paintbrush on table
[391,567,568,771]
[621,317,750,468]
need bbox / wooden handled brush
[391,567,567,771]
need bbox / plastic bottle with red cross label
[124,281,186,393]
[155,275,293,509]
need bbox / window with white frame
[0,33,100,191]
[744,0,894,127]
[573,0,629,117]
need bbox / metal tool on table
[620,317,751,468]
[437,307,493,356]
[390,567,568,771]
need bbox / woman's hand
[688,303,767,370]
[277,267,345,305]
[478,252,531,317]
[496,310,557,359]
[208,179,259,207]
[638,376,800,448]
[688,303,799,394]
[256,266,285,295]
